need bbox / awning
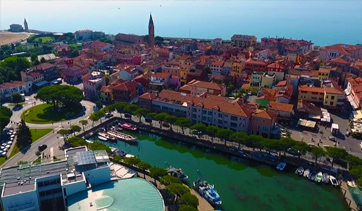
[347,95,359,109]
[308,114,321,120]
[36,81,49,87]
[297,118,316,128]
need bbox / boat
[303,169,310,178]
[330,176,339,187]
[119,123,138,131]
[295,166,304,175]
[315,172,323,183]
[276,162,286,171]
[167,167,189,182]
[98,132,116,142]
[107,131,138,144]
[322,173,329,183]
[308,171,317,181]
[347,181,357,187]
[112,148,127,157]
[193,170,222,207]
[98,135,108,141]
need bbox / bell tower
[24,18,28,31]
[148,14,155,47]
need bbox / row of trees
[113,156,198,211]
[65,136,112,155]
[0,56,31,83]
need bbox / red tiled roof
[211,60,224,66]
[139,92,156,100]
[268,101,293,113]
[252,109,276,120]
[31,63,56,71]
[330,57,348,65]
[275,80,287,87]
[298,85,324,93]
[90,41,110,48]
[246,60,269,66]
[0,81,26,90]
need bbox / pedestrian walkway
[340,180,359,211]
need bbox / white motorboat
[315,172,323,183]
[276,162,286,171]
[303,169,310,178]
[98,135,108,141]
[347,181,357,187]
[330,176,338,187]
[322,173,329,183]
[295,166,304,175]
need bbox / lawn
[31,128,53,143]
[34,36,54,43]
[22,104,82,124]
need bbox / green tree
[293,141,310,158]
[149,167,168,184]
[12,93,23,105]
[89,113,100,126]
[35,85,83,108]
[245,135,264,150]
[164,115,178,130]
[123,156,141,166]
[230,131,247,149]
[16,120,32,148]
[349,166,362,179]
[57,129,72,140]
[138,161,152,178]
[179,193,199,208]
[216,128,233,145]
[205,125,219,143]
[113,102,128,112]
[67,136,88,147]
[166,183,190,201]
[0,106,12,132]
[260,139,281,154]
[88,142,111,154]
[160,175,182,186]
[310,146,326,164]
[348,154,362,169]
[176,117,192,134]
[179,205,198,211]
[325,147,348,167]
[30,53,38,64]
[190,123,207,137]
[279,138,297,155]
[133,108,149,123]
[95,101,103,110]
[79,120,88,131]
[70,125,81,135]
[124,104,138,114]
[357,177,362,187]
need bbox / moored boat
[98,135,108,141]
[295,166,304,175]
[167,167,189,182]
[276,162,286,171]
[315,172,323,183]
[98,132,116,142]
[193,170,222,207]
[303,169,310,178]
[347,181,357,187]
[309,171,317,181]
[107,131,138,144]
[119,123,138,131]
[322,173,329,183]
[330,176,338,187]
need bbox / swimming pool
[67,178,164,211]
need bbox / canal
[90,132,349,211]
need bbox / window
[218,120,222,124]
[326,95,328,98]
[312,92,318,95]
[218,113,223,118]
[208,111,212,115]
[231,116,237,121]
[263,126,269,132]
[202,110,206,114]
[192,108,197,112]
[192,114,196,118]
[230,122,237,127]
[331,96,335,100]
[330,102,333,105]
[301,91,307,94]
[311,97,316,100]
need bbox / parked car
[145,117,152,123]
[105,113,113,118]
[162,122,170,127]
[38,144,47,151]
[287,148,301,156]
[328,136,336,142]
[124,113,132,118]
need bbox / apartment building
[82,71,106,100]
[0,81,31,101]
[231,34,257,48]
[179,80,226,96]
[0,147,111,211]
[345,77,362,110]
[250,109,277,138]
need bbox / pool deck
[140,173,215,211]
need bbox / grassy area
[22,104,81,124]
[31,128,53,143]
[34,36,54,43]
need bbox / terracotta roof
[324,87,343,95]
[152,72,170,79]
[318,68,331,74]
[110,80,138,91]
[139,92,156,100]
[330,57,348,65]
[101,86,112,93]
[252,109,276,120]
[246,60,269,66]
[296,100,322,115]
[31,63,56,71]
[267,62,285,70]
[298,85,324,93]
[268,101,293,113]
[28,71,42,79]
[0,81,27,90]
[186,80,224,91]
[134,75,150,85]
[211,60,224,66]
[275,80,287,87]
[155,90,252,117]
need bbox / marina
[106,130,138,144]
[91,132,349,211]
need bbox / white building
[0,81,32,101]
[0,147,111,211]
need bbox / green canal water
[91,132,349,211]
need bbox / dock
[340,180,360,211]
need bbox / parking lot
[283,111,362,158]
